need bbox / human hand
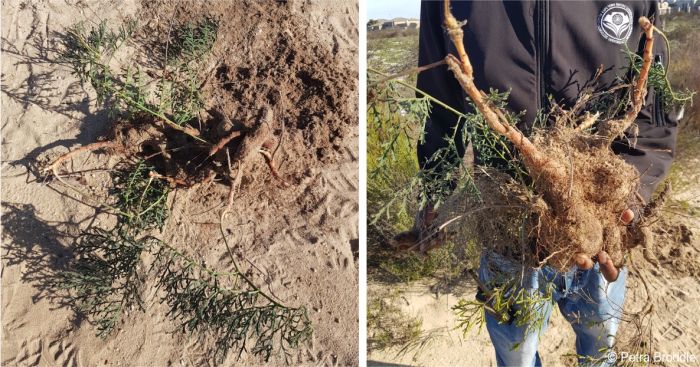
[574,209,634,282]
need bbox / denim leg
[479,252,555,367]
[558,263,628,367]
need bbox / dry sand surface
[2,0,359,366]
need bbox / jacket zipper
[654,54,665,127]
[535,0,549,114]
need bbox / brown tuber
[392,1,667,270]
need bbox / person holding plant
[403,1,679,366]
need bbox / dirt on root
[104,0,358,188]
[428,115,666,272]
[1,0,359,366]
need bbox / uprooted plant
[60,162,311,362]
[368,0,693,354]
[385,0,693,270]
[44,17,311,363]
[49,17,288,189]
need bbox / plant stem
[368,68,466,118]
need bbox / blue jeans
[479,251,627,367]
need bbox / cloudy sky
[367,0,421,20]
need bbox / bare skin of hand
[574,208,635,282]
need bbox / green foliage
[367,83,424,223]
[467,89,529,186]
[367,294,423,351]
[453,274,555,343]
[62,20,154,116]
[152,245,312,362]
[59,227,155,338]
[368,290,446,361]
[61,19,216,134]
[452,298,486,335]
[167,18,219,66]
[112,161,170,230]
[60,160,311,363]
[368,78,482,219]
[624,45,695,109]
[61,19,137,81]
[368,75,534,225]
[158,19,219,125]
[379,242,464,282]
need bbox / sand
[368,210,700,366]
[2,0,359,366]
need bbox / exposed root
[428,0,659,270]
[443,50,564,183]
[374,59,447,85]
[148,171,189,187]
[209,129,244,157]
[575,112,600,131]
[598,17,654,140]
[232,108,273,166]
[43,141,120,178]
[258,148,291,188]
[224,159,241,215]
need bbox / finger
[574,253,594,269]
[620,209,635,225]
[598,251,619,282]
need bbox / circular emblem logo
[597,3,633,44]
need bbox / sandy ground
[368,213,700,366]
[1,0,358,366]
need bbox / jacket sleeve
[416,0,469,179]
[612,10,679,203]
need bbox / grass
[367,289,446,362]
[379,242,467,282]
[367,33,419,76]
[659,13,700,216]
[664,13,700,129]
[367,291,423,351]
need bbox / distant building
[367,18,420,31]
[391,17,420,29]
[367,19,388,31]
[659,0,700,13]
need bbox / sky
[367,0,421,20]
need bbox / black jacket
[417,0,678,201]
